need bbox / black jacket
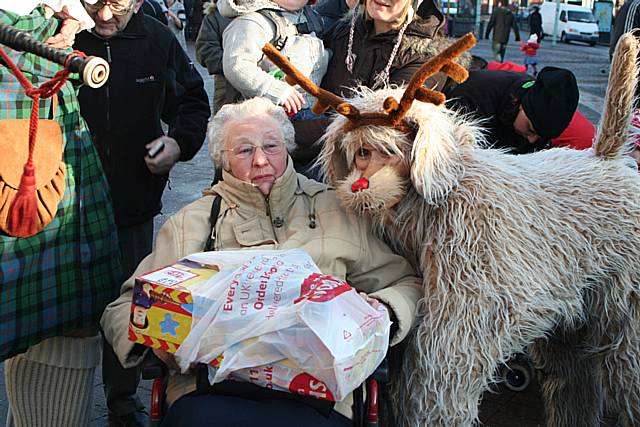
[528,10,542,34]
[321,0,445,96]
[75,11,210,227]
[446,70,549,154]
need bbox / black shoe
[108,410,149,427]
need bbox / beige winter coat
[100,161,422,419]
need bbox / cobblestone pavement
[1,34,617,427]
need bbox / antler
[389,32,476,126]
[261,32,476,132]
[262,43,362,119]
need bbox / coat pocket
[233,217,276,247]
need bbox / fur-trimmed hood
[217,0,286,18]
[398,34,472,71]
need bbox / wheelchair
[142,356,390,427]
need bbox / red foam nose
[351,177,369,192]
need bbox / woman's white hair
[207,97,296,169]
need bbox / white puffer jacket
[219,0,331,108]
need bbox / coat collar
[211,158,328,215]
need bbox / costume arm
[195,11,226,75]
[163,38,210,161]
[222,15,295,105]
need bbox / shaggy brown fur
[313,33,640,427]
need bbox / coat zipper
[104,41,112,133]
[104,41,112,161]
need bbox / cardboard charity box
[128,258,224,367]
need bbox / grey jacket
[195,2,231,75]
[219,0,331,107]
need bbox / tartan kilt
[0,7,122,361]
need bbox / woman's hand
[282,89,305,115]
[152,348,180,371]
[359,292,389,313]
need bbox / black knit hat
[521,67,579,139]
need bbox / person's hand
[152,348,180,371]
[166,10,181,26]
[145,136,181,175]
[282,89,305,115]
[359,292,389,313]
[44,9,81,49]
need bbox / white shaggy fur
[319,34,640,426]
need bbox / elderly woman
[321,0,447,94]
[100,97,421,426]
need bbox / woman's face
[366,0,410,32]
[224,115,288,196]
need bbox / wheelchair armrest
[141,353,168,380]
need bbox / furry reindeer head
[263,34,479,216]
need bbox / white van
[540,2,599,46]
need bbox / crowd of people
[0,0,637,427]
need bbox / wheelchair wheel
[501,362,531,392]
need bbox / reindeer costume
[264,32,640,427]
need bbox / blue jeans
[161,393,351,427]
[290,109,327,122]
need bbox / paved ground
[0,34,616,426]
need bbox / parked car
[540,2,599,46]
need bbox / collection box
[128,258,223,367]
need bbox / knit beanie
[521,67,579,139]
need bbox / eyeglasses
[84,0,135,16]
[223,142,285,159]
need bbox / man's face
[513,106,541,143]
[354,143,408,179]
[85,0,142,38]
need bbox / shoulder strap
[204,195,222,251]
[257,9,290,50]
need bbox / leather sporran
[0,119,65,236]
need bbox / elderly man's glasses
[224,142,285,159]
[84,0,135,15]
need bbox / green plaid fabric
[0,7,122,361]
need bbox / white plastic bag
[173,249,390,401]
